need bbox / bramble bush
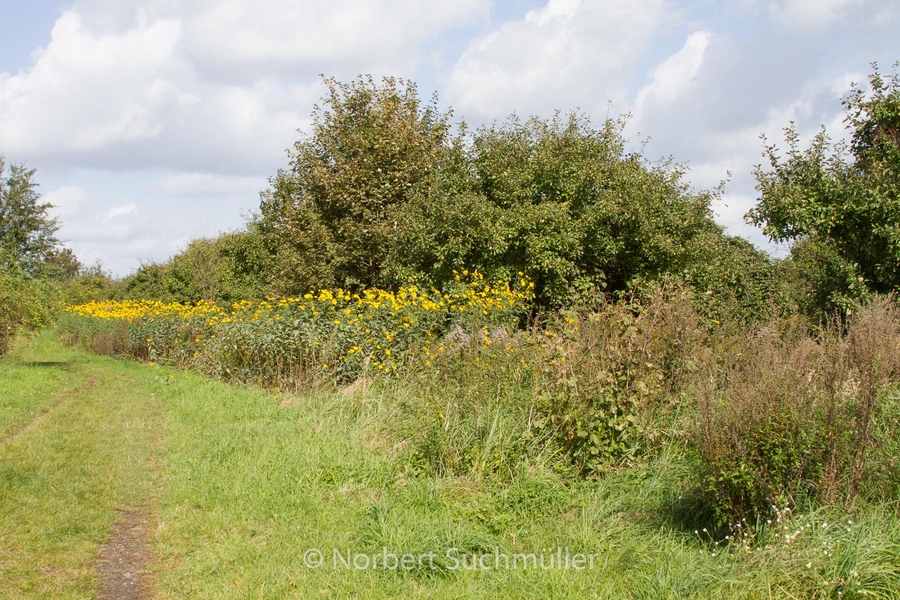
[532,291,707,475]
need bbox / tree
[0,263,54,355]
[164,229,274,303]
[0,156,79,278]
[748,63,900,315]
[260,75,452,293]
[390,111,726,306]
[115,227,274,303]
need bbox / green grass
[2,332,900,598]
[0,333,86,439]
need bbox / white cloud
[628,28,868,178]
[177,0,489,83]
[158,172,266,197]
[43,186,87,221]
[0,0,489,175]
[44,179,253,274]
[768,0,862,30]
[5,0,899,273]
[106,203,139,218]
[0,12,182,156]
[44,185,144,271]
[654,70,863,250]
[0,7,314,173]
[634,31,711,112]
[715,193,777,249]
[448,0,677,119]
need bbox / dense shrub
[114,228,273,303]
[749,64,900,319]
[774,236,872,320]
[692,297,900,525]
[0,265,54,354]
[390,114,724,306]
[58,264,117,305]
[529,291,706,475]
[259,76,452,295]
[91,75,781,322]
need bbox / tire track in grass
[0,334,85,440]
[96,381,166,600]
[0,376,96,450]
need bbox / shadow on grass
[661,487,720,534]
[638,476,723,538]
[20,360,75,370]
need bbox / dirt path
[95,380,163,600]
[97,511,152,600]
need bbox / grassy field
[2,331,899,598]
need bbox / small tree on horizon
[0,156,80,279]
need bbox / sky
[1,0,898,276]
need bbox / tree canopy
[260,75,765,309]
[259,76,451,292]
[748,63,900,314]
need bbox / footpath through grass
[0,331,162,597]
[2,332,900,598]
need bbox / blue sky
[1,0,898,276]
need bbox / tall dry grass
[693,297,900,524]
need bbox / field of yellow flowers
[61,271,535,386]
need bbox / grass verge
[0,333,86,440]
